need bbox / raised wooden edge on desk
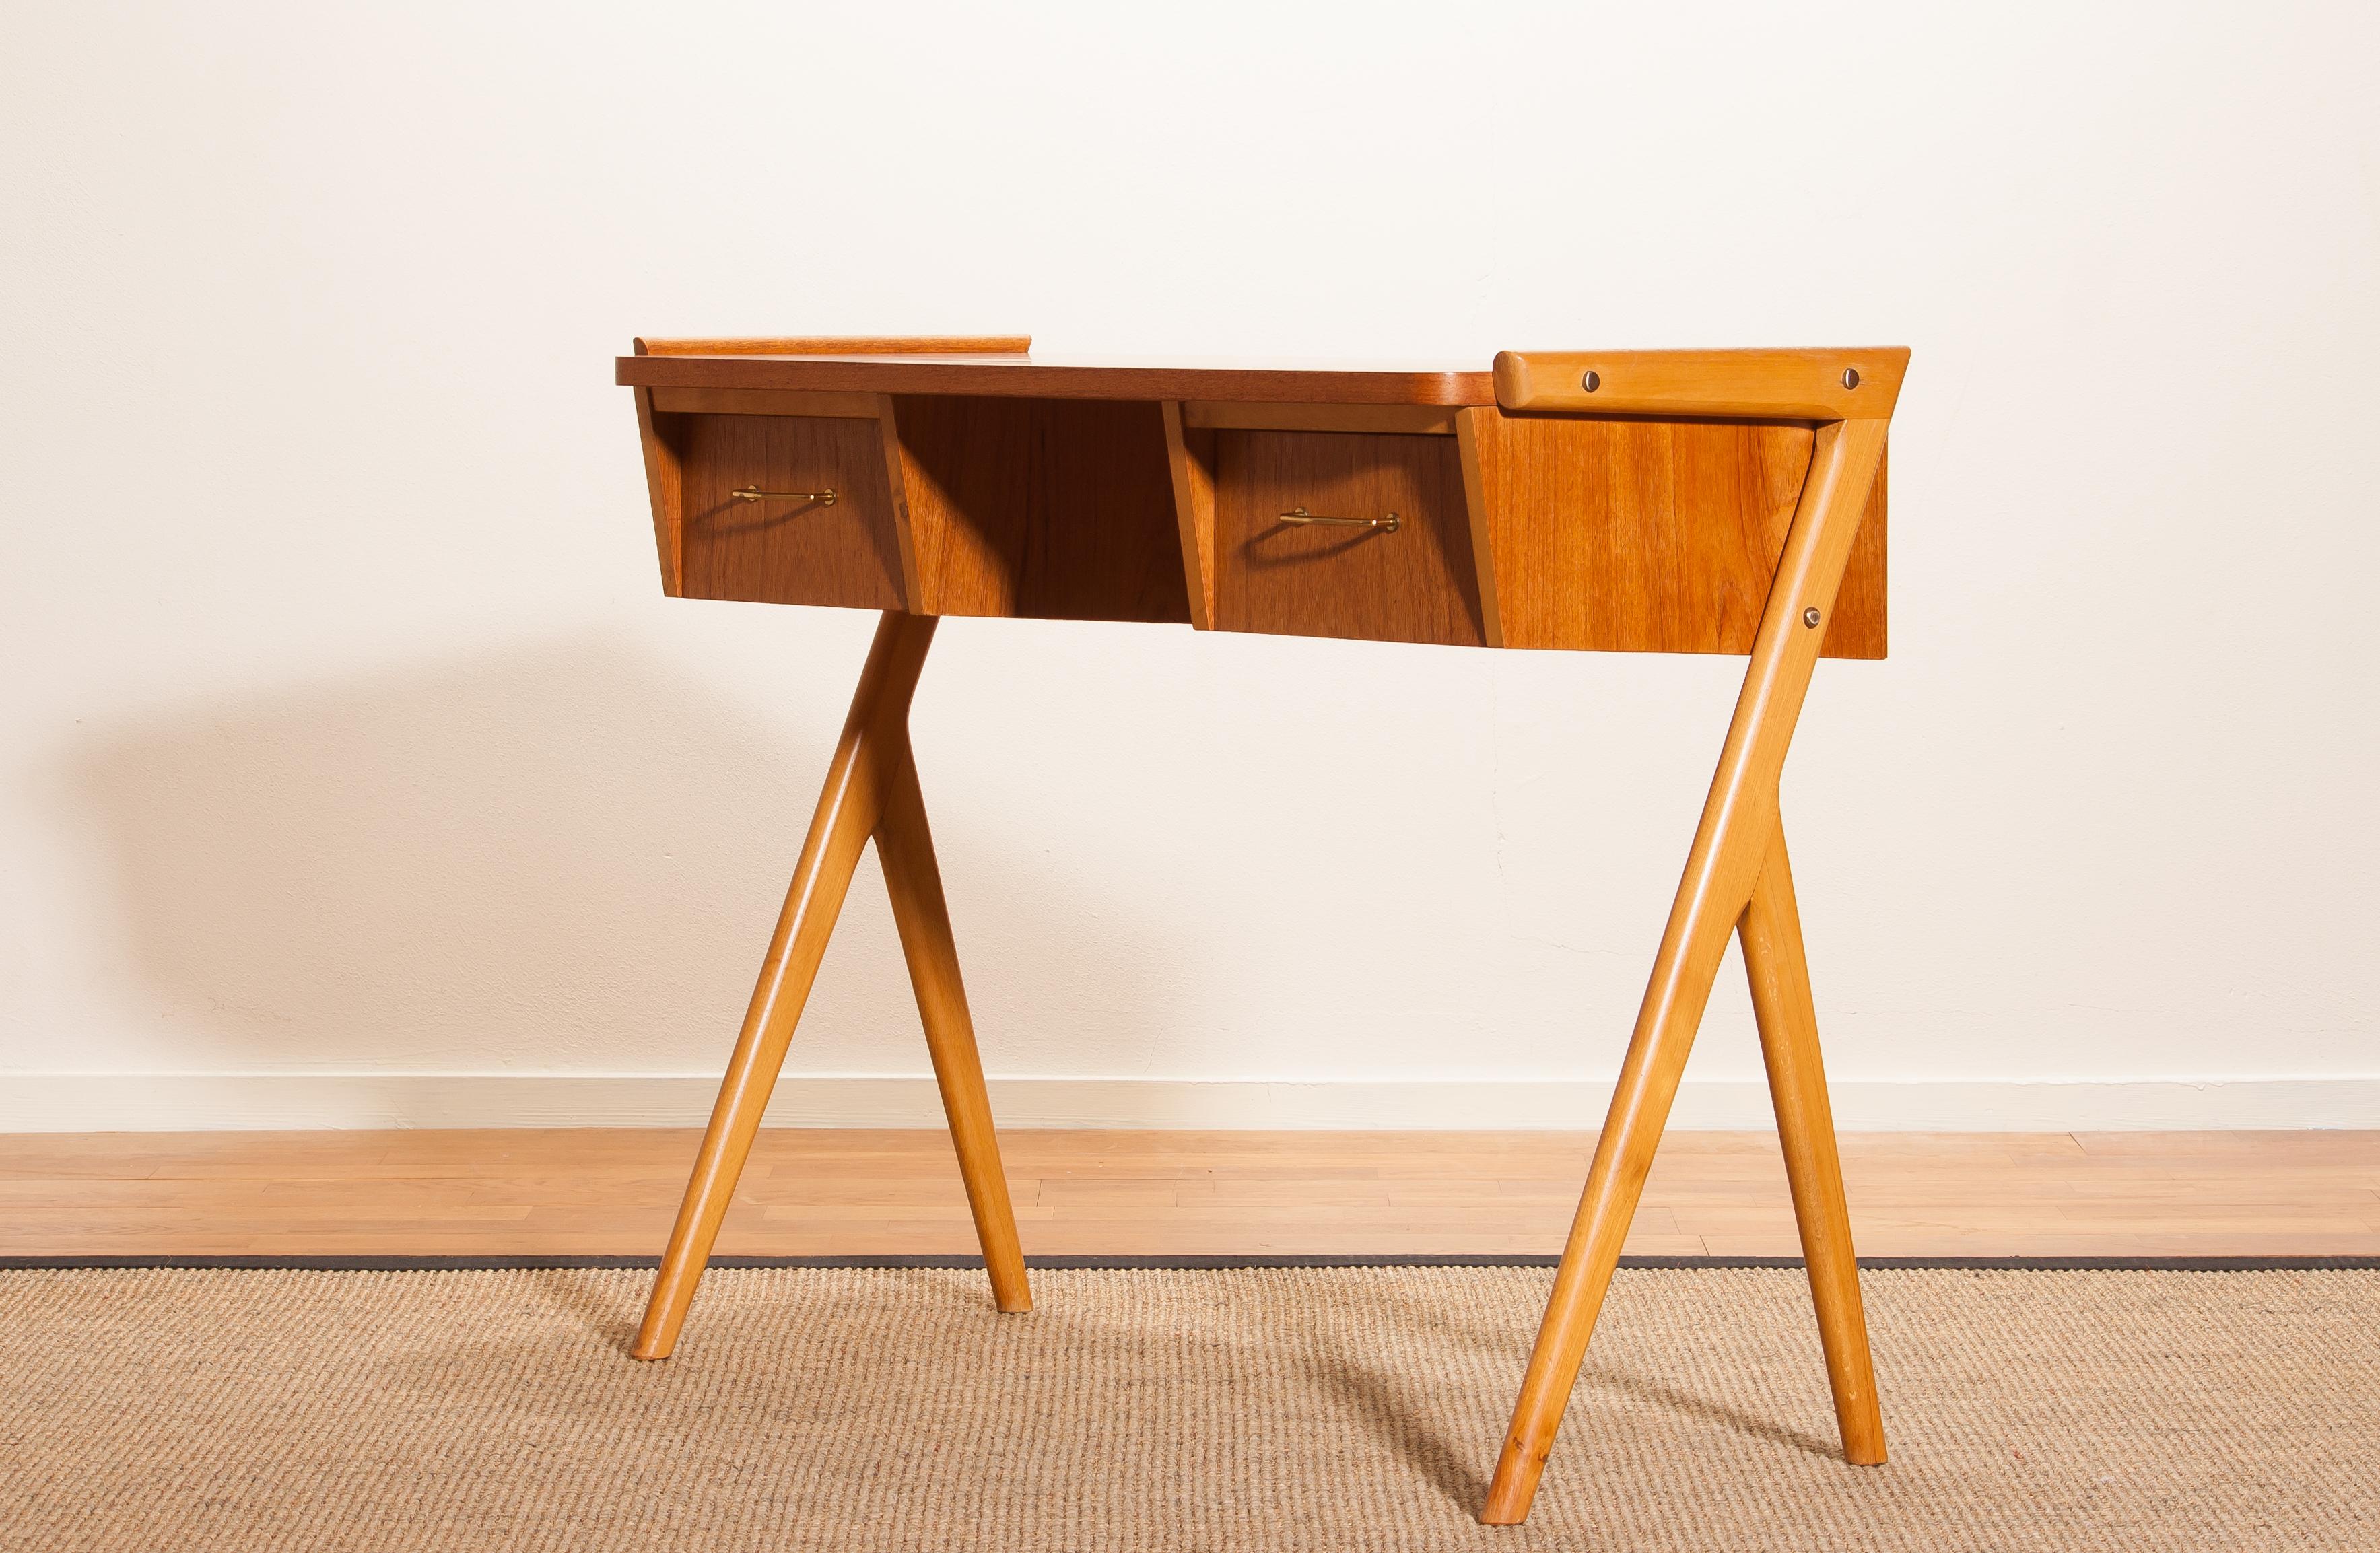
[618,355,1497,407]
[634,335,1031,357]
[1493,348,1909,421]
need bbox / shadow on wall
[55,630,1153,1078]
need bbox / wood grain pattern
[671,413,906,612]
[1212,430,1485,647]
[891,396,1190,623]
[636,335,1031,357]
[1462,411,1886,659]
[621,355,1497,406]
[1494,347,1909,420]
[5,1128,2373,1259]
[1161,403,1218,630]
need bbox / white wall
[3,3,2376,1131]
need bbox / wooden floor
[3,1129,2375,1259]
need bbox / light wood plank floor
[4,1130,2375,1259]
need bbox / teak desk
[617,335,1906,1524]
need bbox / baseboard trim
[3,1072,2375,1132]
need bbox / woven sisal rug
[3,1264,2373,1550]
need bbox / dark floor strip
[4,1253,2376,1272]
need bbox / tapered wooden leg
[1738,824,1885,1464]
[875,749,1033,1313]
[1478,817,1751,1523]
[632,614,938,1360]
[1481,418,1889,1523]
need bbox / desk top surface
[617,352,1497,406]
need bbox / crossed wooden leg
[633,612,1029,1362]
[1480,418,1891,1523]
[1741,826,1886,1464]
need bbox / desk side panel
[1470,413,1886,658]
[1829,446,1887,658]
[633,388,685,596]
[889,396,1192,624]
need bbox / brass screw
[1841,367,1860,389]
[1803,607,1822,628]
[1579,370,1601,392]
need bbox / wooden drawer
[671,413,905,611]
[1211,429,1485,646]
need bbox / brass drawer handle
[1278,506,1399,534]
[731,485,837,506]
